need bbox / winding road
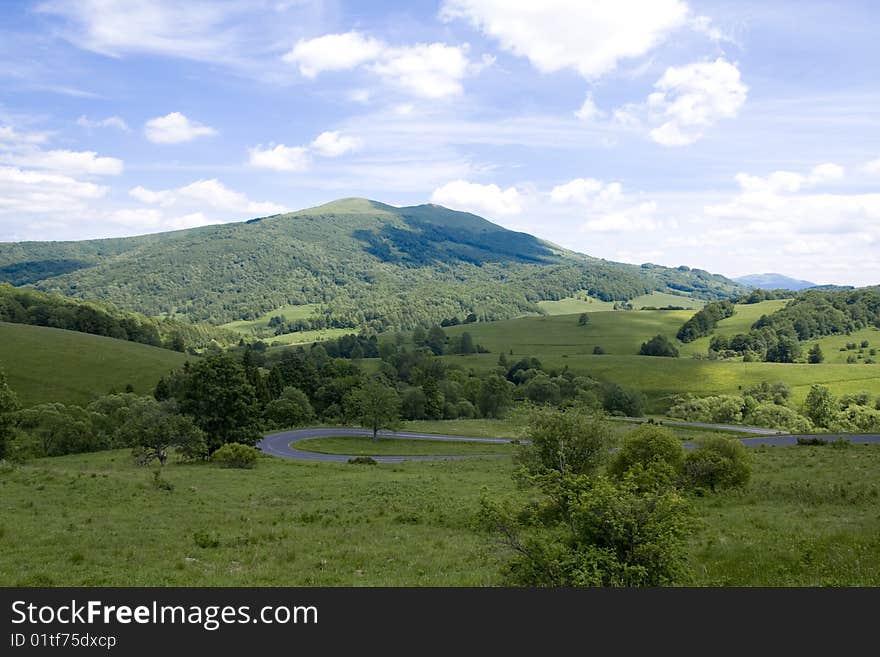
[258,426,880,463]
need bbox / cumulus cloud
[144,112,217,144]
[706,164,878,241]
[0,125,50,147]
[248,144,311,171]
[431,180,523,216]
[551,177,662,233]
[310,131,363,157]
[129,178,285,215]
[283,31,384,77]
[440,0,689,79]
[7,149,123,176]
[77,115,130,131]
[864,158,880,175]
[0,166,107,217]
[645,58,748,146]
[283,32,479,99]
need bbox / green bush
[212,442,259,469]
[348,456,377,465]
[682,437,751,492]
[608,425,684,489]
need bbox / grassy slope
[0,322,188,407]
[442,301,880,410]
[538,291,704,315]
[1,444,878,586]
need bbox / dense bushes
[682,437,751,492]
[639,334,679,357]
[676,301,735,342]
[212,442,260,468]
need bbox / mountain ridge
[0,198,745,330]
[735,272,817,291]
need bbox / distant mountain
[0,198,745,331]
[735,273,817,291]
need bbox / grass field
[442,302,880,411]
[2,444,878,586]
[220,304,320,333]
[537,291,703,315]
[0,322,189,407]
[295,436,515,456]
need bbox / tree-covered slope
[0,198,744,330]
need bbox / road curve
[258,427,514,463]
[259,427,880,463]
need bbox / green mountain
[0,198,744,331]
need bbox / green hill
[0,198,743,332]
[0,322,189,407]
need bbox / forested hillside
[0,283,237,351]
[0,198,743,332]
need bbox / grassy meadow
[294,436,515,456]
[2,443,878,586]
[441,302,880,411]
[0,322,188,407]
[537,291,704,315]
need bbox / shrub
[212,442,259,469]
[682,437,751,492]
[639,334,679,358]
[608,425,684,488]
[592,345,605,355]
[796,437,828,446]
[348,456,377,465]
[516,407,614,476]
[193,530,220,549]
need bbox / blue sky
[1,0,878,285]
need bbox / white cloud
[574,94,603,122]
[734,163,844,194]
[283,32,477,99]
[0,166,107,217]
[644,58,748,146]
[431,180,523,217]
[310,131,363,157]
[645,58,747,146]
[283,31,384,78]
[862,158,880,175]
[37,0,253,63]
[370,43,471,99]
[551,177,662,233]
[129,178,285,215]
[248,144,311,171]
[440,0,690,79]
[0,125,50,146]
[707,165,879,240]
[77,115,130,131]
[144,112,217,144]
[7,149,123,175]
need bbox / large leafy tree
[344,379,401,439]
[177,353,260,452]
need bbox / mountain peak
[735,272,817,291]
[298,197,399,215]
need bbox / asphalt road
[258,426,880,463]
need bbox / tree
[264,387,315,428]
[807,343,824,364]
[477,374,513,418]
[0,369,20,460]
[480,474,695,587]
[804,384,837,428]
[639,334,679,357]
[176,353,260,452]
[515,407,614,477]
[578,313,590,326]
[124,399,207,466]
[682,436,750,492]
[344,379,401,439]
[426,325,447,355]
[608,425,684,489]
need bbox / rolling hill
[0,198,744,332]
[735,273,817,291]
[0,322,189,407]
